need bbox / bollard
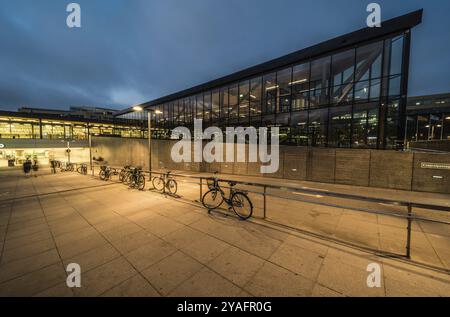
[406,204,413,259]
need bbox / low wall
[91,136,450,194]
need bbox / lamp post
[133,106,162,181]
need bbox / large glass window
[229,84,239,121]
[308,108,328,146]
[290,111,308,146]
[291,63,310,111]
[238,80,249,123]
[212,89,220,121]
[331,49,355,105]
[177,99,185,125]
[220,87,229,122]
[390,35,404,76]
[328,106,352,148]
[72,125,87,140]
[195,94,203,121]
[353,103,378,148]
[310,56,331,107]
[10,122,33,139]
[417,115,429,141]
[188,96,195,124]
[429,114,442,140]
[263,73,277,114]
[355,41,383,102]
[249,77,262,117]
[0,121,10,138]
[203,92,212,123]
[277,68,292,112]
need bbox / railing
[87,166,450,262]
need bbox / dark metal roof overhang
[117,9,423,116]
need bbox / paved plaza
[0,168,449,297]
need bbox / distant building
[406,93,450,142]
[116,10,423,150]
[18,106,118,121]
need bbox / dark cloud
[0,0,449,111]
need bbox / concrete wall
[91,136,450,194]
[0,138,89,149]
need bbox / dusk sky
[0,0,449,111]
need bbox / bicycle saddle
[228,181,237,187]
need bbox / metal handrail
[86,166,450,260]
[144,170,450,213]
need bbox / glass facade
[406,94,450,143]
[142,32,410,149]
[0,115,146,140]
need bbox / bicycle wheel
[99,170,106,181]
[231,192,253,220]
[152,177,165,191]
[119,170,126,182]
[167,179,178,195]
[202,189,224,210]
[137,175,146,191]
[125,174,133,186]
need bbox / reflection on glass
[238,80,250,122]
[250,77,262,117]
[308,108,329,146]
[390,35,404,76]
[277,68,292,113]
[263,73,276,114]
[292,63,310,111]
[229,84,239,121]
[204,92,211,123]
[212,90,220,121]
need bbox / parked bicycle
[152,171,178,195]
[60,162,75,172]
[125,167,146,190]
[202,172,253,220]
[99,166,117,181]
[77,163,88,175]
[119,165,133,183]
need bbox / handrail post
[263,185,267,219]
[199,177,203,203]
[406,204,413,259]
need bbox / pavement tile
[208,246,265,287]
[73,257,137,297]
[316,256,385,297]
[244,262,314,297]
[1,238,56,264]
[169,267,243,297]
[109,230,158,254]
[63,244,121,273]
[125,239,178,272]
[57,234,109,260]
[101,274,160,297]
[34,282,74,297]
[0,248,61,283]
[269,242,325,280]
[141,251,204,296]
[0,263,66,297]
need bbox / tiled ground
[0,169,449,297]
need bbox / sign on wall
[421,162,450,171]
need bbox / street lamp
[133,106,162,180]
